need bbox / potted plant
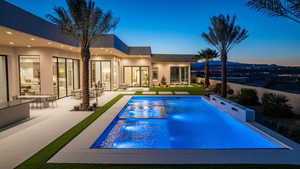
[160,76,167,87]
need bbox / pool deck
[0,91,133,169]
[49,96,300,165]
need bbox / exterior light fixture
[9,42,14,45]
[6,31,13,35]
[30,38,35,41]
[27,45,31,48]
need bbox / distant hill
[191,61,288,70]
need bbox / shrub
[289,123,300,143]
[235,88,259,106]
[212,83,222,94]
[227,89,234,95]
[262,93,294,118]
[160,76,166,85]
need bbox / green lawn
[149,84,208,95]
[15,93,300,169]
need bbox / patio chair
[34,97,43,109]
[47,95,57,108]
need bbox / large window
[152,67,158,81]
[123,66,149,87]
[0,55,8,103]
[91,60,111,90]
[19,56,40,95]
[53,57,80,98]
[170,66,189,84]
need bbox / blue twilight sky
[5,0,300,65]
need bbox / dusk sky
[6,0,300,66]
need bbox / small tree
[47,0,118,110]
[197,48,219,88]
[262,93,294,118]
[202,14,248,98]
[161,76,167,85]
[247,0,300,24]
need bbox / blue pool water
[91,96,280,149]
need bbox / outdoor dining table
[17,95,52,108]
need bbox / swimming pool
[91,96,281,149]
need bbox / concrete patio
[0,91,130,169]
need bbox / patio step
[174,91,189,95]
[142,92,156,95]
[158,91,173,95]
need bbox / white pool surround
[49,95,300,165]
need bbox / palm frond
[202,14,248,54]
[247,0,300,23]
[47,0,119,47]
[197,48,219,61]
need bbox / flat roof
[152,54,198,62]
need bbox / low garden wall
[197,77,300,114]
[0,101,30,128]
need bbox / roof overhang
[151,54,198,63]
[0,0,151,57]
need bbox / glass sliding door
[181,66,189,83]
[141,67,149,87]
[0,56,8,103]
[123,66,149,87]
[112,59,119,90]
[91,60,111,90]
[91,61,101,88]
[101,61,111,90]
[124,67,131,86]
[53,57,80,98]
[58,58,66,98]
[67,59,74,96]
[170,67,180,83]
[170,66,189,84]
[19,56,40,95]
[73,60,80,90]
[132,67,140,87]
[52,58,58,98]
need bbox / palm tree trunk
[221,51,227,98]
[204,59,210,88]
[81,47,90,110]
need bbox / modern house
[0,1,197,102]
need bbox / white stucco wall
[152,62,191,85]
[0,46,81,99]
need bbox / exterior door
[0,55,8,103]
[123,66,149,87]
[91,60,111,90]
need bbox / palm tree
[202,14,248,98]
[47,0,118,110]
[247,0,300,24]
[197,49,219,88]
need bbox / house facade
[0,1,197,102]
